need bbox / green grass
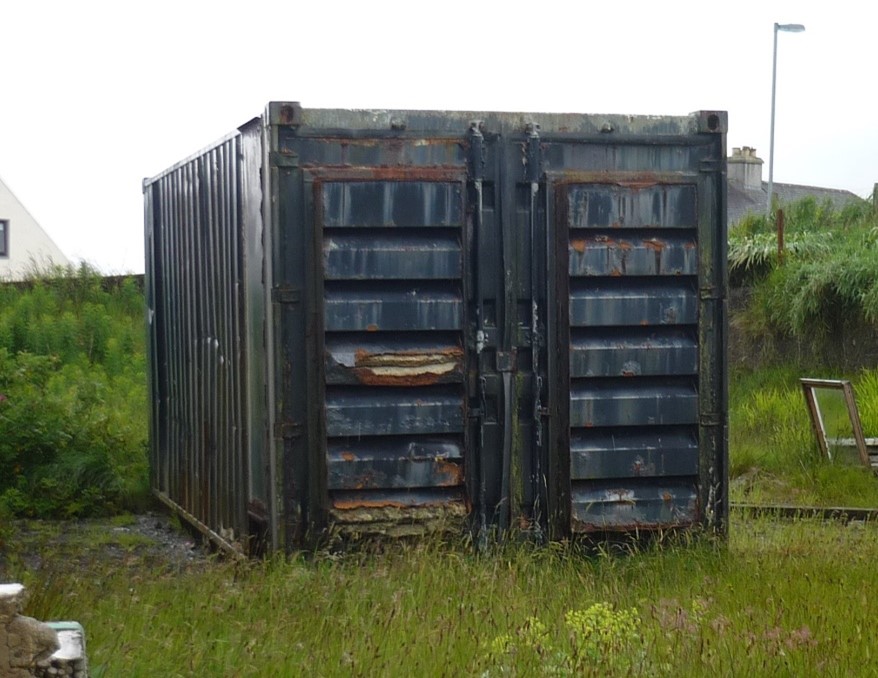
[729,365,878,507]
[8,516,878,677]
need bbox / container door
[313,169,470,535]
[550,177,703,532]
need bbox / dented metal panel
[324,335,464,386]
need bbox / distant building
[727,147,864,226]
[0,175,69,280]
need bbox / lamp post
[767,22,805,217]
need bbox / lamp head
[775,23,806,32]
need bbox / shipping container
[144,103,728,554]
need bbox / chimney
[728,146,764,191]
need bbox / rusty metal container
[144,103,728,554]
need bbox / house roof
[0,175,70,280]
[728,180,864,225]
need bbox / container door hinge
[700,413,723,427]
[496,350,516,373]
[524,122,541,182]
[272,286,301,304]
[274,421,302,439]
[269,151,299,168]
[699,159,721,173]
[699,286,724,301]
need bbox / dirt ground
[0,508,214,584]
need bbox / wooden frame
[800,378,877,470]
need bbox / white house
[0,175,69,280]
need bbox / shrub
[0,265,148,517]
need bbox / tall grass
[0,264,148,517]
[12,517,878,677]
[730,197,878,340]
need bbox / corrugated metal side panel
[560,179,701,532]
[316,173,470,532]
[145,135,248,547]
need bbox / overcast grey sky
[2,0,876,274]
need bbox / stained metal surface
[570,380,699,428]
[322,181,464,228]
[324,284,462,331]
[315,168,470,534]
[569,330,698,377]
[568,233,697,277]
[552,143,725,533]
[566,184,698,229]
[570,480,698,531]
[325,386,464,436]
[327,438,463,490]
[145,103,727,552]
[568,282,697,327]
[570,428,699,479]
[323,233,462,280]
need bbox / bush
[0,265,148,517]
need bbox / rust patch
[350,368,458,387]
[572,519,692,533]
[349,348,464,386]
[683,240,696,250]
[610,268,622,277]
[621,369,635,377]
[613,174,660,189]
[435,459,464,484]
[332,499,467,515]
[354,347,464,367]
[366,324,379,332]
[571,239,587,253]
[341,452,355,462]
[662,492,674,503]
[334,498,408,510]
[643,239,666,252]
[309,166,462,182]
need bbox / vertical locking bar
[524,122,546,535]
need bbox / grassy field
[5,203,878,675]
[4,513,876,677]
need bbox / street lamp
[767,22,805,217]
